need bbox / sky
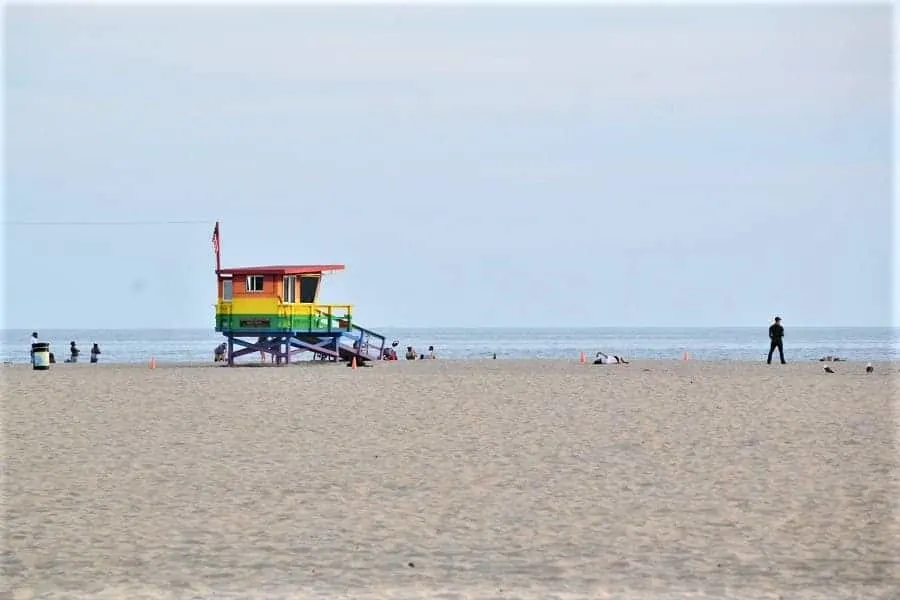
[2,2,896,329]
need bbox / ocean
[2,326,897,365]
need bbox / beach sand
[3,359,898,599]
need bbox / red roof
[216,264,345,276]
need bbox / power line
[2,219,214,226]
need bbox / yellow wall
[218,296,279,315]
[216,297,352,317]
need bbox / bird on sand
[823,365,835,374]
[865,362,874,374]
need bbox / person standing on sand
[29,331,39,361]
[767,316,786,364]
[67,341,80,363]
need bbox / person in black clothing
[767,316,786,364]
[66,341,80,363]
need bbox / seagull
[865,362,874,374]
[823,365,835,374]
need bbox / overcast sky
[3,4,895,329]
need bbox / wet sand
[3,359,898,599]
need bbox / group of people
[19,318,819,367]
[209,317,790,366]
[381,341,436,361]
[29,332,102,364]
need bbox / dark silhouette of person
[767,316,786,364]
[90,343,101,364]
[67,341,80,363]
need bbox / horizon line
[2,325,897,332]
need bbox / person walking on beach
[767,316,786,364]
[29,331,39,362]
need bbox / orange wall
[218,273,322,301]
[232,274,277,297]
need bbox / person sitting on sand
[90,343,101,364]
[593,351,629,365]
[214,342,227,362]
[405,346,417,360]
[381,340,399,361]
[424,345,436,359]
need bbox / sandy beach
[3,359,898,599]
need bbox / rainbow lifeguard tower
[212,222,385,366]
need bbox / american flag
[212,221,220,254]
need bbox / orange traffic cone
[351,356,357,370]
[149,356,157,369]
[682,351,690,361]
[579,351,586,364]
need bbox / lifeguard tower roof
[216,264,345,276]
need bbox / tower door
[299,275,319,303]
[222,279,233,301]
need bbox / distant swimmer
[593,352,629,365]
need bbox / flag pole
[213,221,222,273]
